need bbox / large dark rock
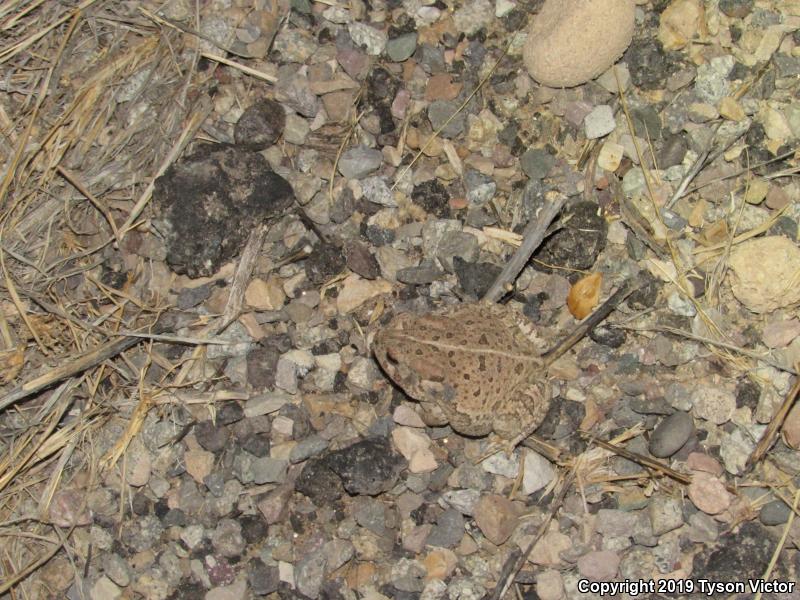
[153,144,294,278]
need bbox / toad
[373,302,550,439]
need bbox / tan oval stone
[523,0,635,88]
[728,236,800,314]
[658,0,705,51]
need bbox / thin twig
[618,324,798,376]
[330,109,365,204]
[747,370,800,469]
[483,190,567,303]
[0,336,142,412]
[56,166,120,240]
[200,51,277,83]
[754,487,800,600]
[579,432,691,485]
[217,224,267,333]
[685,147,798,195]
[490,471,576,600]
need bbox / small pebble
[386,32,417,62]
[474,494,520,545]
[338,145,383,179]
[782,403,800,449]
[584,105,616,139]
[596,509,638,538]
[762,318,800,348]
[649,411,693,458]
[91,577,121,600]
[522,450,556,495]
[692,386,736,425]
[530,531,572,566]
[234,99,285,150]
[205,578,247,600]
[686,452,724,476]
[648,495,684,536]
[760,500,791,526]
[428,100,466,139]
[520,148,556,180]
[360,176,397,207]
[577,549,620,581]
[441,489,480,515]
[423,547,458,580]
[536,570,565,600]
[688,472,733,515]
[347,22,387,55]
[719,0,754,18]
[597,141,624,171]
[426,508,466,548]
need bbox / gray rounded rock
[337,145,383,179]
[428,100,465,139]
[649,411,693,458]
[760,500,791,526]
[386,32,417,62]
[520,148,556,180]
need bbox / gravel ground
[4,0,800,599]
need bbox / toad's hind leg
[492,380,551,442]
[442,402,495,437]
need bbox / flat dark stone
[153,144,294,278]
[322,437,405,496]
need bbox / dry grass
[0,1,220,593]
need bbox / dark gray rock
[454,258,501,299]
[153,145,294,278]
[194,420,229,453]
[289,434,329,463]
[216,402,244,425]
[211,519,246,558]
[295,458,346,503]
[649,411,694,458]
[532,201,606,273]
[322,437,405,496]
[248,559,280,596]
[345,241,380,280]
[760,500,791,526]
[426,508,465,548]
[241,432,271,457]
[657,134,689,169]
[396,264,444,285]
[693,521,777,588]
[520,148,556,180]
[412,179,451,218]
[234,99,286,150]
[428,100,465,138]
[338,145,382,179]
[719,0,754,18]
[463,169,495,205]
[386,32,417,62]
